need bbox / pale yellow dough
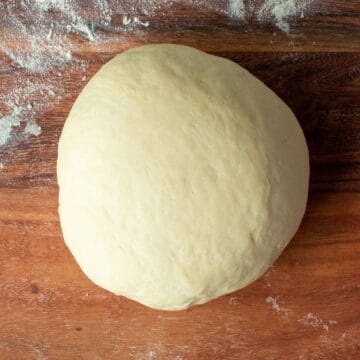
[57,44,309,310]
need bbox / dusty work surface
[0,1,359,359]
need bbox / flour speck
[266,296,290,318]
[37,293,46,302]
[148,350,157,359]
[24,122,42,137]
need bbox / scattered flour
[266,296,291,318]
[0,0,314,75]
[0,106,26,146]
[32,0,112,41]
[123,15,150,28]
[1,0,149,75]
[133,17,150,27]
[298,313,338,331]
[136,344,187,360]
[228,0,314,33]
[0,77,66,149]
[266,296,338,331]
[0,1,148,149]
[257,0,314,33]
[2,4,73,73]
[0,0,313,150]
[228,0,245,19]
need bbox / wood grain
[0,0,360,359]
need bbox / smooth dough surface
[57,44,309,310]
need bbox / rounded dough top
[57,44,309,310]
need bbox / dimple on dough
[57,44,309,310]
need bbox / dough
[57,44,309,310]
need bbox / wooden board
[0,1,359,359]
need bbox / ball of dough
[57,44,309,310]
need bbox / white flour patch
[257,0,314,33]
[0,107,24,146]
[2,6,73,73]
[228,0,245,19]
[298,313,338,331]
[0,76,68,148]
[32,0,112,42]
[24,122,42,137]
[0,102,41,147]
[227,0,315,33]
[266,296,291,318]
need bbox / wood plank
[0,0,359,358]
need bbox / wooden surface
[0,1,360,359]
